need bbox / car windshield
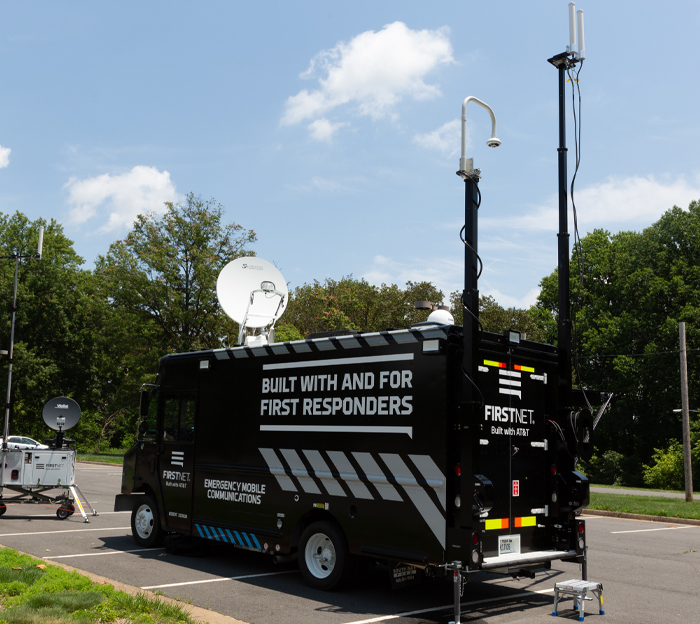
[23,438,37,445]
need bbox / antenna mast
[547,3,585,411]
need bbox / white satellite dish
[217,257,288,345]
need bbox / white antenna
[216,257,288,346]
[37,226,44,260]
[576,9,586,60]
[568,2,577,55]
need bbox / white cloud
[481,287,541,309]
[413,119,462,155]
[65,165,180,232]
[362,254,464,301]
[0,145,10,168]
[308,118,348,142]
[282,22,453,132]
[499,174,700,232]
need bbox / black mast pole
[462,174,479,395]
[548,51,573,411]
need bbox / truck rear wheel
[299,521,353,590]
[131,495,164,547]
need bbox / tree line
[1,195,698,488]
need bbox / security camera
[486,138,501,148]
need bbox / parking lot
[0,463,698,624]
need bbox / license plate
[499,534,521,555]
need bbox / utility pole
[679,322,693,502]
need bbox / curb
[584,509,700,526]
[0,543,248,624]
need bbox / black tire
[131,495,165,547]
[0,503,6,517]
[298,521,354,590]
[56,503,75,520]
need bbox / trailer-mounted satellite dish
[217,257,288,346]
[42,397,82,432]
[42,396,81,450]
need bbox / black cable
[459,226,484,279]
[565,59,592,411]
[461,365,485,407]
[458,171,485,405]
[461,292,484,337]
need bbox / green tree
[283,277,444,337]
[96,193,257,355]
[449,292,551,343]
[0,212,114,446]
[536,199,700,464]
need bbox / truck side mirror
[139,390,150,419]
[138,421,149,435]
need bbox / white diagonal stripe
[259,448,297,492]
[280,449,321,494]
[409,455,446,510]
[326,451,373,499]
[352,452,402,501]
[302,450,346,497]
[379,453,445,549]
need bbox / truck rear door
[475,347,556,558]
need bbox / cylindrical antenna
[577,10,585,60]
[568,3,577,55]
[37,226,44,260]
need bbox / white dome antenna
[217,257,288,346]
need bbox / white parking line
[9,511,128,518]
[141,569,300,589]
[46,547,165,559]
[0,527,131,538]
[344,588,555,624]
[611,525,698,534]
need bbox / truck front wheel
[299,521,353,590]
[131,495,164,547]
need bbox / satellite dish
[217,257,288,345]
[42,396,81,432]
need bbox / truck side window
[139,390,159,441]
[162,393,196,443]
[180,394,196,442]
[163,395,180,442]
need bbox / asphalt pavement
[0,463,697,624]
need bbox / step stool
[552,579,604,622]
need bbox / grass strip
[0,547,195,623]
[589,491,700,520]
[76,451,124,464]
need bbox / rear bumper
[481,549,579,572]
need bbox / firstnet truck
[115,95,593,594]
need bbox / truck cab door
[158,393,196,532]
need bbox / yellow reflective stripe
[483,360,505,368]
[518,365,535,373]
[515,516,536,527]
[484,518,508,530]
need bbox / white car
[1,436,49,450]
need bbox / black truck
[115,321,589,590]
[116,84,593,594]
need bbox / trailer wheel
[56,503,75,520]
[299,521,353,590]
[0,503,6,516]
[131,495,164,547]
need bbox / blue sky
[1,1,699,308]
